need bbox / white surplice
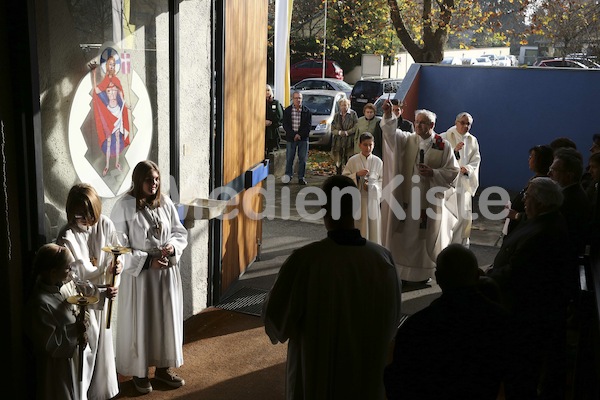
[380,114,459,282]
[56,215,120,400]
[110,194,188,377]
[441,126,481,247]
[342,152,383,244]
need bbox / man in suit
[282,91,312,185]
[488,177,570,399]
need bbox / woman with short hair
[331,97,358,174]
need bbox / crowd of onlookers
[265,86,600,399]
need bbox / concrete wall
[397,63,600,191]
[177,0,212,317]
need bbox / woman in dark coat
[265,84,284,156]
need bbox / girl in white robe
[110,160,188,394]
[56,183,120,400]
[26,244,85,400]
[342,132,383,243]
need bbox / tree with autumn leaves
[529,0,600,58]
[267,0,600,77]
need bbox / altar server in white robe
[441,112,481,247]
[111,160,188,394]
[343,132,383,243]
[26,244,86,400]
[380,101,459,283]
[56,183,120,400]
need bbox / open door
[219,0,268,296]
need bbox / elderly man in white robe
[442,112,481,247]
[380,100,459,284]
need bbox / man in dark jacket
[372,99,413,161]
[282,91,312,185]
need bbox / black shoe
[298,178,308,185]
[132,376,153,394]
[155,367,185,388]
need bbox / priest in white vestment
[343,132,383,244]
[441,112,481,247]
[380,101,459,283]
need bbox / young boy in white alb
[342,132,383,243]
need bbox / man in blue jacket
[282,91,312,185]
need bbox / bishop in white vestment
[380,102,459,282]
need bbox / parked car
[534,58,588,68]
[496,55,512,66]
[289,59,344,84]
[278,90,347,148]
[481,54,499,65]
[566,57,600,68]
[290,78,353,99]
[462,57,492,66]
[440,57,462,65]
[373,95,399,117]
[350,78,402,117]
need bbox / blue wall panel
[408,64,600,191]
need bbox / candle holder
[67,294,98,381]
[101,245,130,328]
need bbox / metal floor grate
[217,287,269,317]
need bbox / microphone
[419,149,425,164]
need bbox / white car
[497,55,512,66]
[440,57,462,65]
[463,57,493,66]
[279,90,347,148]
[290,78,353,99]
[481,54,499,65]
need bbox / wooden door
[221,0,267,294]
